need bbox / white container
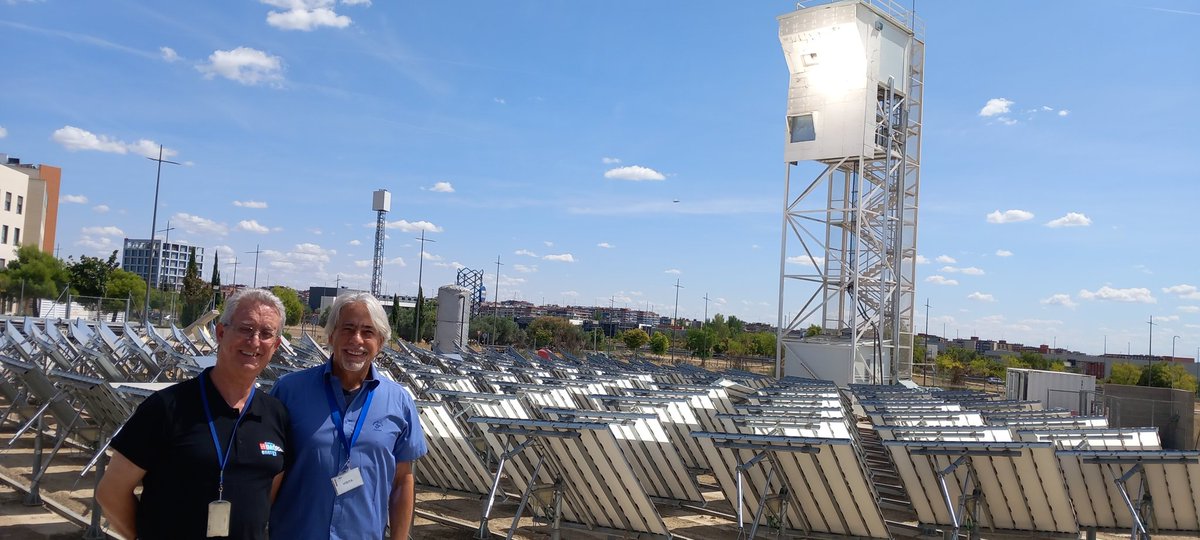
[1005,368,1097,414]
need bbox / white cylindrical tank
[433,285,469,354]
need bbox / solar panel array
[2,316,1198,539]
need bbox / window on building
[13,228,20,245]
[1,225,7,244]
[16,196,23,214]
[3,193,9,211]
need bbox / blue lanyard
[199,374,255,501]
[323,380,375,469]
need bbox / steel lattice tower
[370,189,390,297]
[775,0,924,385]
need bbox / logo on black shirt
[259,441,283,456]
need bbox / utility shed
[1006,368,1097,414]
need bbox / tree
[180,248,210,326]
[526,316,584,351]
[1139,362,1199,392]
[471,315,519,345]
[395,298,437,343]
[67,250,119,297]
[210,251,222,311]
[271,286,304,326]
[649,332,669,355]
[411,286,425,342]
[1,246,70,315]
[805,324,822,337]
[103,269,146,320]
[1107,363,1143,385]
[621,328,650,353]
[686,327,716,359]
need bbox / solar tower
[774,0,924,385]
[370,189,390,297]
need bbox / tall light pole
[923,298,930,385]
[671,279,683,363]
[143,145,179,323]
[1148,315,1156,367]
[702,292,711,360]
[491,255,502,346]
[413,230,436,342]
[247,245,263,288]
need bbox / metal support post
[83,451,108,539]
[747,464,779,540]
[1112,463,1151,540]
[735,452,770,535]
[506,455,546,540]
[23,413,44,506]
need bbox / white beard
[336,356,369,374]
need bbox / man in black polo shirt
[97,289,290,539]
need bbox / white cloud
[925,275,959,286]
[92,204,109,213]
[604,165,665,181]
[597,242,614,249]
[995,249,1013,257]
[1046,212,1092,228]
[81,225,124,236]
[160,46,180,62]
[664,268,682,275]
[349,239,361,246]
[1157,315,1180,322]
[601,157,621,164]
[76,236,114,251]
[430,181,454,193]
[421,252,442,261]
[172,212,228,236]
[1179,306,1200,314]
[543,253,575,263]
[514,249,538,257]
[1163,284,1200,300]
[1058,110,1070,117]
[493,97,506,105]
[915,255,930,264]
[561,290,579,297]
[942,266,985,275]
[967,292,995,302]
[51,126,178,159]
[1041,294,1078,309]
[986,209,1034,224]
[0,126,6,139]
[62,194,88,204]
[513,264,537,273]
[197,47,284,86]
[936,255,956,264]
[237,220,270,234]
[1079,286,1156,304]
[342,0,372,5]
[384,219,442,233]
[264,2,352,31]
[353,259,371,268]
[543,241,554,247]
[233,200,268,209]
[979,98,1013,117]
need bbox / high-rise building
[0,154,62,267]
[122,238,203,291]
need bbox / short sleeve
[391,390,427,463]
[111,392,168,472]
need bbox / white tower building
[775,0,924,385]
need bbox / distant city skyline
[1,1,1197,356]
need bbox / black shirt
[111,368,289,540]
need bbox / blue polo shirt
[269,363,427,540]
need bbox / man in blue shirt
[270,292,427,540]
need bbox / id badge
[206,500,231,537]
[332,467,364,495]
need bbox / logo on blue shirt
[259,441,284,456]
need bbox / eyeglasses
[232,324,278,342]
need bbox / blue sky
[1,1,1198,357]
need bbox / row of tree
[930,347,1065,386]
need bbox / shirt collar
[321,361,381,391]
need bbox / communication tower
[455,267,486,316]
[775,0,924,385]
[370,189,390,297]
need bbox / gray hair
[324,292,391,344]
[219,288,286,331]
